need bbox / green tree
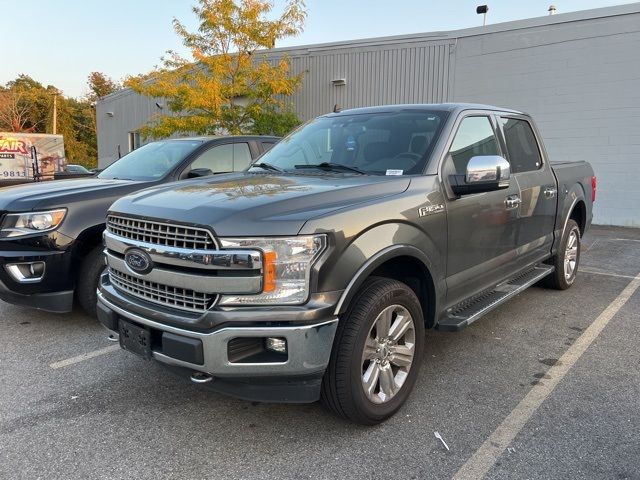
[86,72,120,103]
[126,0,306,138]
[0,75,100,168]
[0,75,48,132]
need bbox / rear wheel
[542,219,581,290]
[76,244,106,317]
[321,277,425,425]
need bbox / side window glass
[233,143,252,170]
[189,144,234,173]
[448,116,499,174]
[500,118,542,173]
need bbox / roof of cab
[162,135,281,142]
[326,103,525,117]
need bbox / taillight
[591,176,597,202]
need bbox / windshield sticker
[386,169,403,176]
[345,136,357,151]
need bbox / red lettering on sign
[0,138,29,155]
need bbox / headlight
[0,209,67,239]
[218,235,327,305]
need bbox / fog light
[265,337,287,354]
[5,262,46,283]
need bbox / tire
[76,244,106,317]
[321,277,425,425]
[542,219,581,290]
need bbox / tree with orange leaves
[126,0,306,138]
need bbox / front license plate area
[119,319,151,359]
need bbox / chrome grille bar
[109,268,214,313]
[103,231,262,271]
[107,215,217,250]
[105,252,262,294]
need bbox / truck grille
[106,215,216,250]
[108,268,215,313]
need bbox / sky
[0,0,636,98]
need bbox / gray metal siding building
[97,4,640,227]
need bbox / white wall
[451,11,640,227]
[97,4,640,226]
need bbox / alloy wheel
[361,304,416,404]
[564,229,579,280]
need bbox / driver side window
[449,116,499,174]
[189,144,234,173]
[187,143,252,175]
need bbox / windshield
[98,140,203,181]
[250,110,447,175]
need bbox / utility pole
[52,91,58,134]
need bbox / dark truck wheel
[542,219,581,290]
[76,244,105,317]
[321,277,425,425]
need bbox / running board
[437,265,554,332]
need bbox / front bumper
[96,284,339,402]
[0,276,73,313]
[0,246,74,313]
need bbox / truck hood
[0,178,147,212]
[110,173,411,236]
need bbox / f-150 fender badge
[418,204,444,217]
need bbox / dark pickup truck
[0,135,278,315]
[97,104,595,424]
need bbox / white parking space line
[453,273,640,480]
[49,344,121,369]
[581,268,638,280]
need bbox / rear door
[497,115,557,265]
[443,113,522,308]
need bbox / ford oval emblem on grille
[124,249,153,275]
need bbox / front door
[443,114,521,309]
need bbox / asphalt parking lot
[1,225,638,480]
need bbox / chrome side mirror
[449,155,511,196]
[466,155,510,184]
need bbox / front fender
[316,222,445,316]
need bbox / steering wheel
[391,152,420,169]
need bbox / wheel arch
[334,245,439,328]
[569,200,587,236]
[69,224,105,281]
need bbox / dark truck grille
[106,215,217,250]
[109,268,215,313]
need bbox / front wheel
[76,244,106,317]
[321,277,425,425]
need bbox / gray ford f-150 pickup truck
[97,104,595,424]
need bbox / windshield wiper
[251,162,282,172]
[295,162,366,175]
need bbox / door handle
[505,194,521,209]
[543,186,557,198]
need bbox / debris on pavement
[434,431,450,451]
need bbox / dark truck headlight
[218,235,327,305]
[0,209,67,239]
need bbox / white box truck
[0,133,66,183]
